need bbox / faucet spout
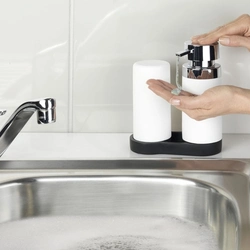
[0,98,56,156]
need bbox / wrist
[233,87,250,114]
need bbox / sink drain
[76,235,166,250]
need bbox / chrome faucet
[0,98,56,156]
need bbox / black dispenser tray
[130,132,222,156]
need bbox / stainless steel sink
[0,159,249,250]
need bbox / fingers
[146,79,215,120]
[219,35,250,50]
[170,95,202,109]
[170,95,215,121]
[192,27,222,45]
[191,14,250,49]
[147,80,250,120]
[146,79,175,102]
[146,79,192,102]
[150,79,175,92]
[146,79,201,109]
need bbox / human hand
[192,14,250,51]
[146,79,250,120]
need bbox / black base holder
[130,132,222,156]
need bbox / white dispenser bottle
[178,42,222,144]
[133,60,171,142]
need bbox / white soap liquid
[171,56,182,96]
[0,215,219,250]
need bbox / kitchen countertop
[0,133,249,160]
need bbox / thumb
[219,35,250,50]
[170,95,204,110]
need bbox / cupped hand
[146,79,250,120]
[192,14,250,51]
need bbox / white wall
[0,0,250,133]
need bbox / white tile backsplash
[0,0,250,133]
[0,0,69,132]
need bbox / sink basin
[0,159,249,250]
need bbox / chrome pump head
[175,41,221,79]
[176,41,220,67]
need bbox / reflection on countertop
[0,133,249,160]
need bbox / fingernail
[219,37,230,45]
[170,98,180,106]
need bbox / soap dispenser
[130,42,222,156]
[177,41,222,144]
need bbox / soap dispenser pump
[177,41,222,144]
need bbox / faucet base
[130,132,222,156]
